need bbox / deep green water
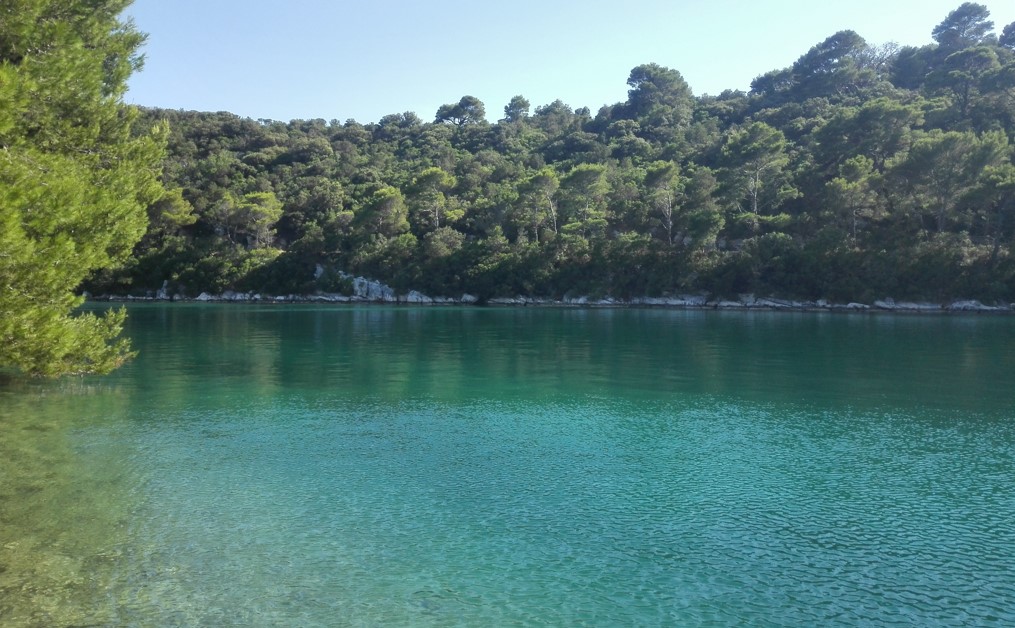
[2,305,1014,626]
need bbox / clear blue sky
[123,0,1015,124]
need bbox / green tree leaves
[892,130,1009,233]
[933,2,994,50]
[435,96,487,126]
[76,1,1015,308]
[1,0,165,377]
[720,122,797,217]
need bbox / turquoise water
[2,305,1014,626]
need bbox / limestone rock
[404,290,433,304]
[948,300,1001,312]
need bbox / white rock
[460,294,479,304]
[679,295,708,306]
[222,290,249,301]
[756,298,793,309]
[350,276,396,301]
[948,300,1000,312]
[404,290,434,304]
[196,292,213,302]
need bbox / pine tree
[0,0,165,376]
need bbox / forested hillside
[93,3,1015,303]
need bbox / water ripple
[62,398,1010,626]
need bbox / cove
[2,305,1014,625]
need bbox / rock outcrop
[88,273,1014,314]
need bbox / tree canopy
[0,0,165,376]
[78,2,1015,310]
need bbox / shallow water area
[2,305,1014,626]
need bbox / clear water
[2,305,1014,626]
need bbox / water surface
[2,305,1014,625]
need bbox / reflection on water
[1,305,1014,625]
[118,305,1015,412]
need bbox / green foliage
[93,1,1015,306]
[933,3,994,51]
[825,156,881,240]
[720,122,797,216]
[892,129,1009,232]
[205,191,283,247]
[436,96,487,126]
[622,63,695,138]
[1001,23,1015,50]
[503,96,530,122]
[0,0,165,377]
[409,167,459,231]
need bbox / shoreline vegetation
[86,4,1015,319]
[7,1,1015,376]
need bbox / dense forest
[92,3,1015,304]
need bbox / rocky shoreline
[87,275,1015,314]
